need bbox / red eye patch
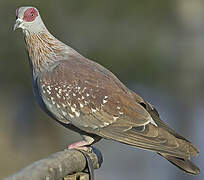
[23,8,38,22]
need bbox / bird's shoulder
[40,54,131,95]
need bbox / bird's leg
[68,135,96,180]
[68,141,92,152]
[68,135,95,152]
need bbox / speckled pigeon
[13,7,200,175]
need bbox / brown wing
[38,57,198,159]
[130,91,191,141]
[129,92,199,156]
[38,58,151,127]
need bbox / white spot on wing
[62,111,67,116]
[75,111,80,117]
[47,90,51,94]
[82,87,87,92]
[103,95,108,104]
[91,108,97,113]
[71,107,76,113]
[57,93,61,98]
[103,99,108,104]
[104,122,110,126]
[113,116,119,121]
[62,89,67,92]
[68,113,74,118]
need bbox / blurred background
[0,0,203,179]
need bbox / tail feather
[159,153,200,175]
[129,97,200,175]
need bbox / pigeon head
[13,7,46,35]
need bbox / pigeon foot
[68,141,93,152]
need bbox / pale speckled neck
[25,30,79,78]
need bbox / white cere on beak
[13,18,23,31]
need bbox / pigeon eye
[23,8,38,22]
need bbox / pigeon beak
[13,18,23,31]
